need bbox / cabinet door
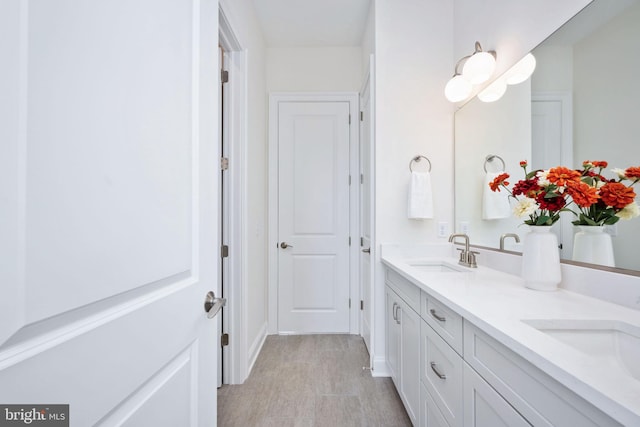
[463,363,531,427]
[421,383,450,427]
[386,286,400,384]
[398,297,421,425]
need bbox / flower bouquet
[489,160,570,226]
[564,161,640,226]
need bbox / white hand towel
[408,171,434,219]
[482,171,511,220]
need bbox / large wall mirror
[455,0,640,273]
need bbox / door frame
[218,4,248,384]
[268,92,360,335]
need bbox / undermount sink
[522,319,640,380]
[407,260,468,273]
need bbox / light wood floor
[217,334,412,426]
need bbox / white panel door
[532,97,573,258]
[0,1,219,426]
[277,101,351,333]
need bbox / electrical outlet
[460,221,470,235]
[437,222,449,238]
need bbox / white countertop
[381,244,640,426]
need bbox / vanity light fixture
[444,41,497,103]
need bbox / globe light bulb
[478,78,507,103]
[505,53,537,85]
[444,75,472,102]
[462,51,496,85]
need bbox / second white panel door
[277,101,351,333]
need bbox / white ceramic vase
[572,225,615,267]
[521,226,561,291]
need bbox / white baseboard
[371,355,390,377]
[246,322,268,378]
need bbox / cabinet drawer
[421,320,463,427]
[464,322,622,427]
[421,382,450,427]
[422,291,463,355]
[386,268,421,313]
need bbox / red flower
[519,160,528,167]
[566,180,599,208]
[625,166,640,179]
[512,178,539,197]
[599,182,636,209]
[536,192,566,211]
[547,166,581,186]
[489,173,510,192]
[592,160,608,168]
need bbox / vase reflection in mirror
[572,226,615,267]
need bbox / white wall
[266,47,362,91]
[372,0,455,373]
[361,2,375,69]
[218,0,268,381]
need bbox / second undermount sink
[407,260,468,273]
[522,319,640,380]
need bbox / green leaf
[604,216,620,225]
[525,170,539,180]
[535,215,551,226]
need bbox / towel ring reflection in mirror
[409,155,432,172]
[483,154,506,172]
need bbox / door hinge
[349,175,351,185]
[349,237,351,246]
[360,237,364,246]
[221,69,229,83]
[360,174,363,184]
[360,111,364,121]
[348,114,351,125]
[221,245,229,258]
[221,333,229,347]
[221,157,229,171]
[360,300,364,310]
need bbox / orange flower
[592,160,608,168]
[546,166,581,186]
[489,173,510,192]
[625,166,640,179]
[599,182,636,209]
[566,181,599,208]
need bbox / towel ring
[483,154,506,172]
[409,155,432,172]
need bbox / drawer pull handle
[430,362,447,380]
[430,309,446,322]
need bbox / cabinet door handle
[392,302,397,321]
[430,362,447,380]
[395,305,401,324]
[430,308,446,322]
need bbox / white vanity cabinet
[382,262,627,427]
[386,269,421,425]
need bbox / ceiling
[252,0,371,47]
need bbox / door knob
[280,242,293,249]
[362,248,370,253]
[204,291,226,319]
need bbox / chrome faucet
[448,233,478,268]
[499,233,520,250]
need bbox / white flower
[611,168,627,179]
[513,197,537,218]
[616,202,640,220]
[536,170,550,187]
